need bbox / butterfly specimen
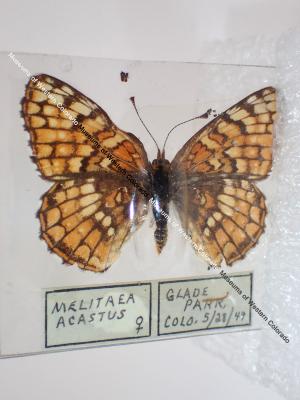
[22,74,276,272]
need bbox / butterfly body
[151,154,171,253]
[22,74,276,272]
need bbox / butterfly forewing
[171,87,276,266]
[22,74,149,180]
[171,87,276,179]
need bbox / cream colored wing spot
[227,108,249,121]
[27,102,41,114]
[69,102,92,116]
[43,105,59,117]
[61,85,74,95]
[31,90,48,102]
[47,118,72,129]
[31,116,46,128]
[36,144,53,157]
[108,227,115,236]
[102,216,112,227]
[242,116,257,125]
[44,77,54,84]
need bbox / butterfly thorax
[151,157,170,253]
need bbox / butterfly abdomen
[152,158,170,253]
[154,223,168,253]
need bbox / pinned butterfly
[22,74,276,272]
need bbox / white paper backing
[1,29,299,400]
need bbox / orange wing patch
[22,74,149,180]
[39,176,148,272]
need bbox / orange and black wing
[22,74,150,271]
[171,87,275,179]
[172,178,267,266]
[171,87,276,266]
[39,176,148,272]
[22,74,149,180]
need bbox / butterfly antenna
[130,97,160,153]
[162,110,214,153]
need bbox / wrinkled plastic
[197,29,300,400]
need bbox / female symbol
[136,316,144,334]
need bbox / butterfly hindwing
[172,178,267,266]
[39,176,148,272]
[22,74,149,180]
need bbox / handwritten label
[158,275,251,335]
[45,273,252,348]
[45,283,151,347]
